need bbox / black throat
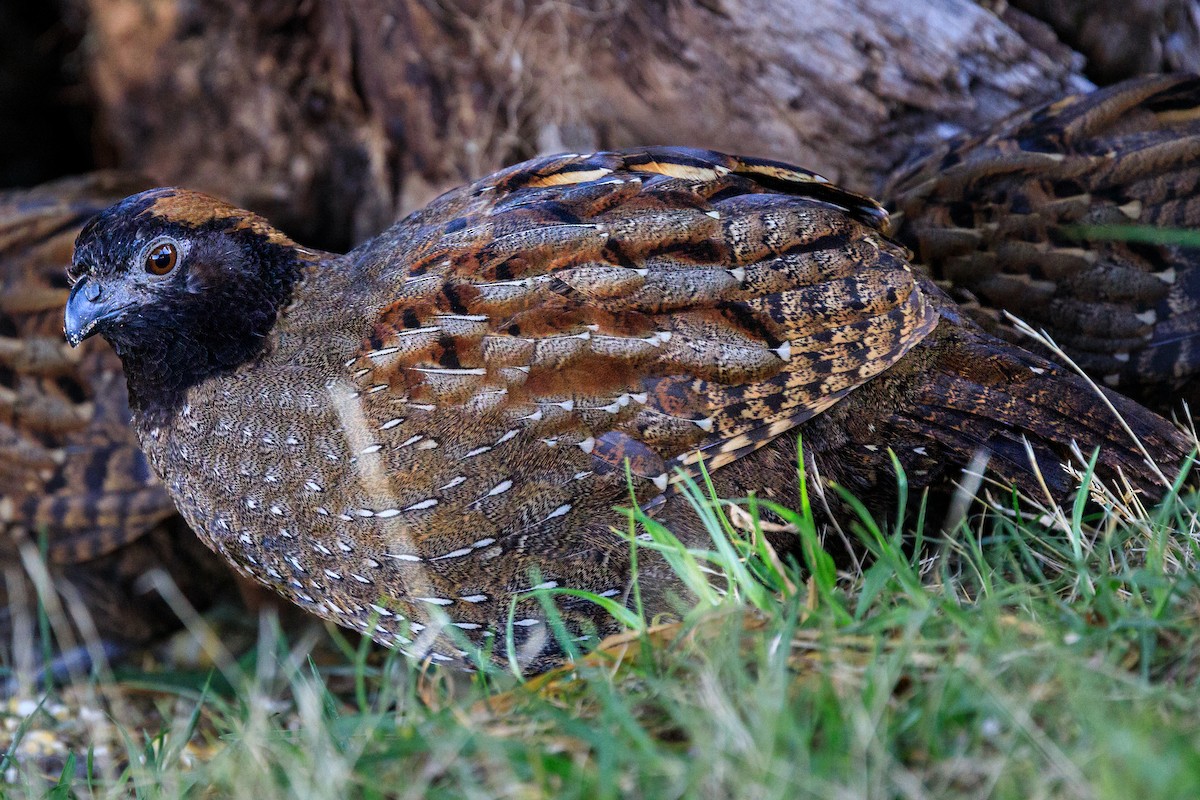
[115,239,308,430]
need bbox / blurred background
[3,0,1198,253]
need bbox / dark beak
[64,276,125,347]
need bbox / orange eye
[145,242,178,275]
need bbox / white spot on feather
[413,367,487,376]
[486,479,513,497]
[544,505,572,523]
[434,313,488,322]
[432,547,473,561]
[405,498,438,511]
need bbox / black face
[66,188,307,425]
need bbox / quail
[887,73,1200,415]
[64,147,1191,671]
[0,173,238,678]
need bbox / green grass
[1069,223,1200,249]
[2,450,1199,799]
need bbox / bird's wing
[0,173,179,564]
[343,147,938,517]
[888,74,1200,388]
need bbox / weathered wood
[70,0,1088,250]
[1005,0,1200,83]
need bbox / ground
[1,432,1197,799]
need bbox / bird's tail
[894,313,1192,506]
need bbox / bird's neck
[120,250,319,430]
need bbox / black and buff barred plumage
[0,173,237,673]
[887,73,1200,414]
[65,148,1190,671]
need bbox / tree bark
[71,0,1089,251]
[1004,0,1200,83]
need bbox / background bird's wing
[345,148,938,519]
[888,74,1200,389]
[0,173,179,564]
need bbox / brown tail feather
[801,311,1191,517]
[916,330,1184,497]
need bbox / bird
[0,173,239,680]
[886,73,1200,416]
[64,147,1191,672]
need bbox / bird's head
[65,188,315,419]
